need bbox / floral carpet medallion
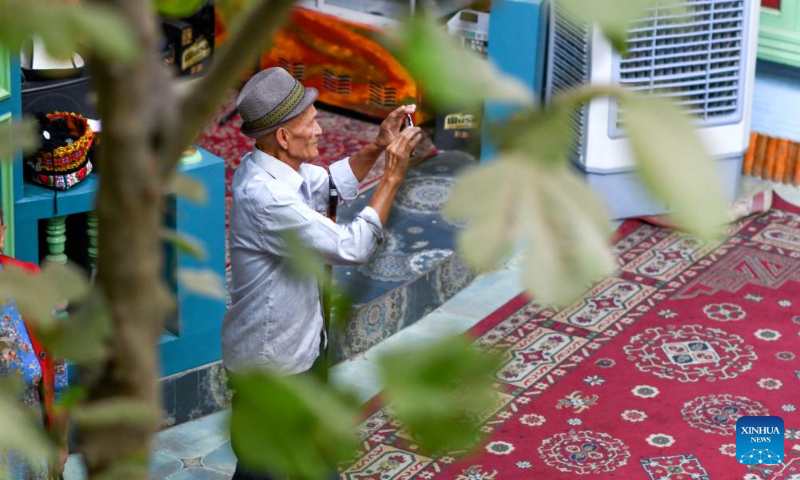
[341,196,800,479]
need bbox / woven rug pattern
[343,196,800,480]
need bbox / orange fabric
[794,146,800,185]
[752,134,768,178]
[787,142,799,184]
[742,132,757,174]
[764,137,779,180]
[773,139,789,182]
[743,132,800,186]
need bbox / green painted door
[0,47,18,257]
[759,0,800,67]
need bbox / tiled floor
[63,176,800,479]
[63,243,526,479]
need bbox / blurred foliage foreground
[0,0,725,478]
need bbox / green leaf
[447,154,615,306]
[0,0,137,63]
[36,289,112,364]
[517,162,616,306]
[0,263,59,331]
[487,108,575,166]
[444,162,517,272]
[621,95,725,239]
[394,14,534,109]
[378,337,500,453]
[214,0,252,29]
[0,264,106,364]
[161,229,208,261]
[283,230,324,281]
[177,268,225,300]
[0,119,39,162]
[559,0,667,52]
[228,371,358,480]
[40,262,90,304]
[155,0,207,18]
[168,173,208,204]
[72,398,159,429]
[72,5,139,62]
[328,288,353,332]
[53,386,88,411]
[0,375,56,468]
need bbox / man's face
[281,105,322,162]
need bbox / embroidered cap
[25,111,94,191]
[237,67,318,139]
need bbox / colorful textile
[342,195,800,480]
[0,257,68,479]
[25,112,94,191]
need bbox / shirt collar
[250,148,304,192]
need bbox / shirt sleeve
[253,190,383,266]
[329,157,359,206]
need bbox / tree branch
[553,84,631,111]
[162,0,297,177]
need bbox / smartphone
[403,113,414,130]
[404,113,417,157]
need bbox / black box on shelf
[21,73,96,118]
[160,2,215,76]
[434,108,482,156]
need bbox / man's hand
[369,126,423,226]
[384,126,423,183]
[375,104,417,150]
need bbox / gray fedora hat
[237,67,318,139]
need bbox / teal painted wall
[481,0,549,161]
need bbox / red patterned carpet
[344,195,800,480]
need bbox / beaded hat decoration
[26,111,94,191]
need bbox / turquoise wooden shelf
[0,51,226,376]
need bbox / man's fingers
[392,104,416,119]
[404,132,423,155]
[400,125,421,140]
[383,110,404,133]
[383,105,416,132]
[389,126,416,150]
[393,127,421,153]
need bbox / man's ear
[275,127,290,150]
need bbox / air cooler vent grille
[549,6,591,162]
[616,0,747,129]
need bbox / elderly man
[222,67,421,479]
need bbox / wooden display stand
[0,54,227,377]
